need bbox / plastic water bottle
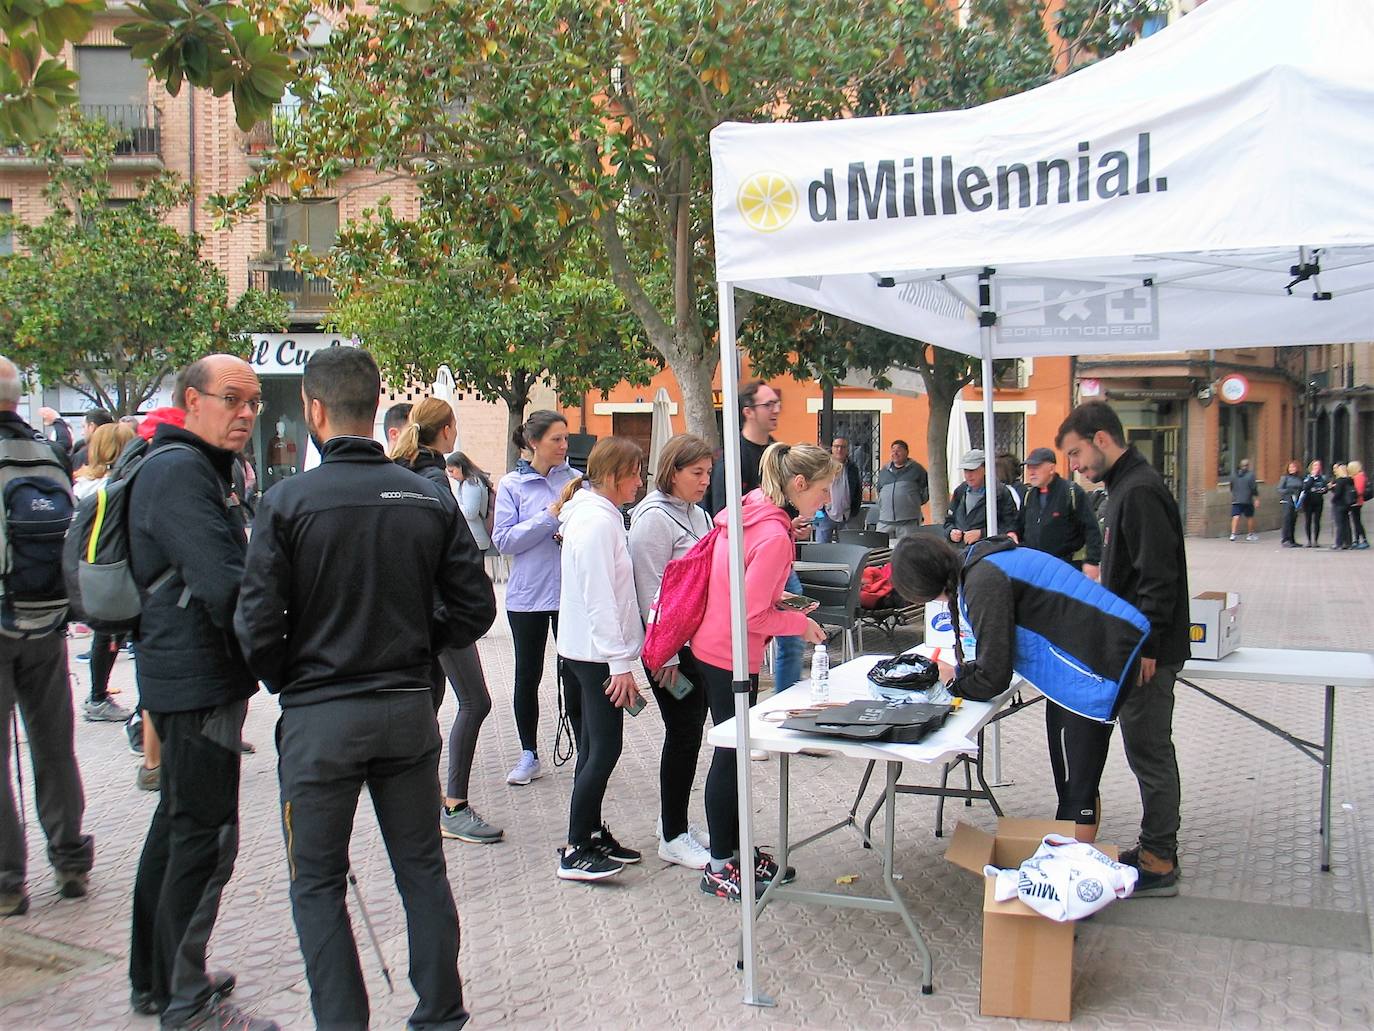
[810,643,830,705]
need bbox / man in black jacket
[1058,401,1189,897]
[235,347,495,1031]
[1018,447,1102,580]
[944,449,1020,544]
[127,354,276,1029]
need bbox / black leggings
[699,660,758,862]
[1280,500,1299,545]
[1333,505,1353,548]
[1045,701,1113,827]
[507,610,558,754]
[649,649,710,842]
[89,632,126,703]
[562,658,624,846]
[1353,505,1368,544]
[437,645,492,801]
[1304,500,1324,545]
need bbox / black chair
[793,543,870,660]
[838,528,890,548]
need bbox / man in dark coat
[1058,401,1189,898]
[127,354,276,1028]
[236,347,496,1031]
[944,448,1020,544]
[1018,446,1103,579]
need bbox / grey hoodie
[627,489,712,623]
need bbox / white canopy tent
[709,0,1374,1005]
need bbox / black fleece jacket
[234,436,496,707]
[128,425,257,713]
[1018,474,1102,565]
[1100,447,1190,666]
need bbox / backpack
[480,479,496,541]
[1363,477,1373,503]
[62,441,199,634]
[641,525,723,673]
[0,431,75,638]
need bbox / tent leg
[718,280,771,1007]
[977,269,1006,785]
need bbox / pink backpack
[642,525,723,673]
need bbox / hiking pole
[10,710,24,823]
[347,869,395,993]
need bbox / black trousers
[1045,701,1113,826]
[507,610,558,754]
[698,660,758,862]
[648,648,710,842]
[1280,500,1299,545]
[1353,504,1368,544]
[562,658,625,846]
[1304,499,1324,545]
[88,632,127,703]
[130,701,246,1024]
[1117,663,1183,862]
[1333,505,1353,548]
[278,691,466,1031]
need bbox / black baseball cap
[1024,447,1057,466]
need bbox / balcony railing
[248,264,334,314]
[243,105,301,155]
[83,104,161,157]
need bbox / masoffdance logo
[736,171,798,232]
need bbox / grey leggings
[438,645,492,801]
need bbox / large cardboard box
[1189,590,1242,660]
[946,818,1118,1023]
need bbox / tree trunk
[925,383,956,525]
[669,350,719,448]
[504,394,529,474]
[820,381,835,446]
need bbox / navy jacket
[952,538,1149,720]
[128,425,257,713]
[234,436,495,707]
[1018,475,1102,565]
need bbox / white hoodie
[556,487,644,674]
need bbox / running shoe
[506,750,542,786]
[658,831,711,870]
[83,698,131,723]
[699,860,764,901]
[557,843,623,882]
[590,823,641,864]
[440,805,503,844]
[755,848,796,885]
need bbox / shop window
[1218,402,1259,478]
[0,200,11,256]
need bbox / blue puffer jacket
[951,538,1149,721]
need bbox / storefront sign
[1218,373,1250,404]
[1107,388,1189,401]
[1079,378,1102,397]
[247,334,355,374]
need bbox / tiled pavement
[2,534,1373,1029]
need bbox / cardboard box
[946,818,1118,1023]
[1189,590,1242,660]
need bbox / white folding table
[1177,647,1374,872]
[707,655,1019,994]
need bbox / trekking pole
[347,869,395,993]
[10,710,24,822]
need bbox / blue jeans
[774,570,805,691]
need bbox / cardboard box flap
[946,821,995,874]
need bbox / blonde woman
[1330,462,1355,550]
[1348,460,1368,549]
[74,422,137,722]
[393,398,503,844]
[554,437,646,882]
[690,443,834,900]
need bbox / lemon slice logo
[737,171,798,233]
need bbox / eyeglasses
[748,399,782,411]
[198,391,263,414]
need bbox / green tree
[329,217,658,471]
[1,0,293,142]
[0,116,288,413]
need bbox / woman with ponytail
[890,533,1131,845]
[393,398,503,845]
[691,442,832,901]
[553,437,646,882]
[492,410,578,787]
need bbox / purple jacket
[492,459,579,612]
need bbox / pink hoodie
[691,489,810,674]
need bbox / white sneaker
[689,822,711,850]
[658,831,711,870]
[1246,533,1259,542]
[506,750,543,786]
[1229,533,1238,542]
[750,749,769,761]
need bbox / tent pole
[977,269,1007,785]
[718,281,772,1008]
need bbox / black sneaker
[1130,865,1179,898]
[755,848,796,885]
[590,823,641,864]
[165,996,278,1030]
[557,843,624,882]
[54,870,88,899]
[699,860,764,901]
[1118,846,1182,877]
[133,971,235,1016]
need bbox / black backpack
[0,430,75,638]
[62,440,198,633]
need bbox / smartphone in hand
[664,674,694,700]
[604,677,648,716]
[776,594,820,612]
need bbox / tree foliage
[328,211,658,470]
[0,116,288,413]
[1,0,298,143]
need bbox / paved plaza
[2,535,1373,1029]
